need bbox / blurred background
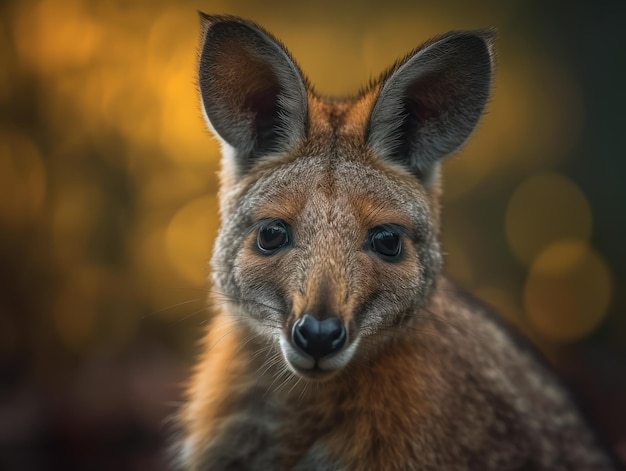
[1,0,625,469]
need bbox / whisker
[174,304,216,324]
[287,376,302,397]
[203,325,247,355]
[257,352,283,383]
[272,369,295,395]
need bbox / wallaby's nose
[292,315,346,360]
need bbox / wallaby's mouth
[279,324,360,381]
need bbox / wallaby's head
[199,14,494,381]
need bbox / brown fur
[174,14,620,471]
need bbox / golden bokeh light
[136,167,216,207]
[284,25,366,97]
[14,0,103,73]
[361,14,451,83]
[148,9,218,164]
[165,195,219,286]
[159,68,216,164]
[505,173,592,265]
[524,239,612,343]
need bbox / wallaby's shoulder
[426,278,625,470]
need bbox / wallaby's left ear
[366,29,495,183]
[198,14,308,176]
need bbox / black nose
[292,315,347,360]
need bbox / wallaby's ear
[198,14,308,175]
[366,29,495,183]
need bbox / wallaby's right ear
[366,29,495,185]
[198,14,308,175]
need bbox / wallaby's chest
[243,340,440,470]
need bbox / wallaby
[175,13,621,471]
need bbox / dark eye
[257,220,290,254]
[370,226,402,260]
